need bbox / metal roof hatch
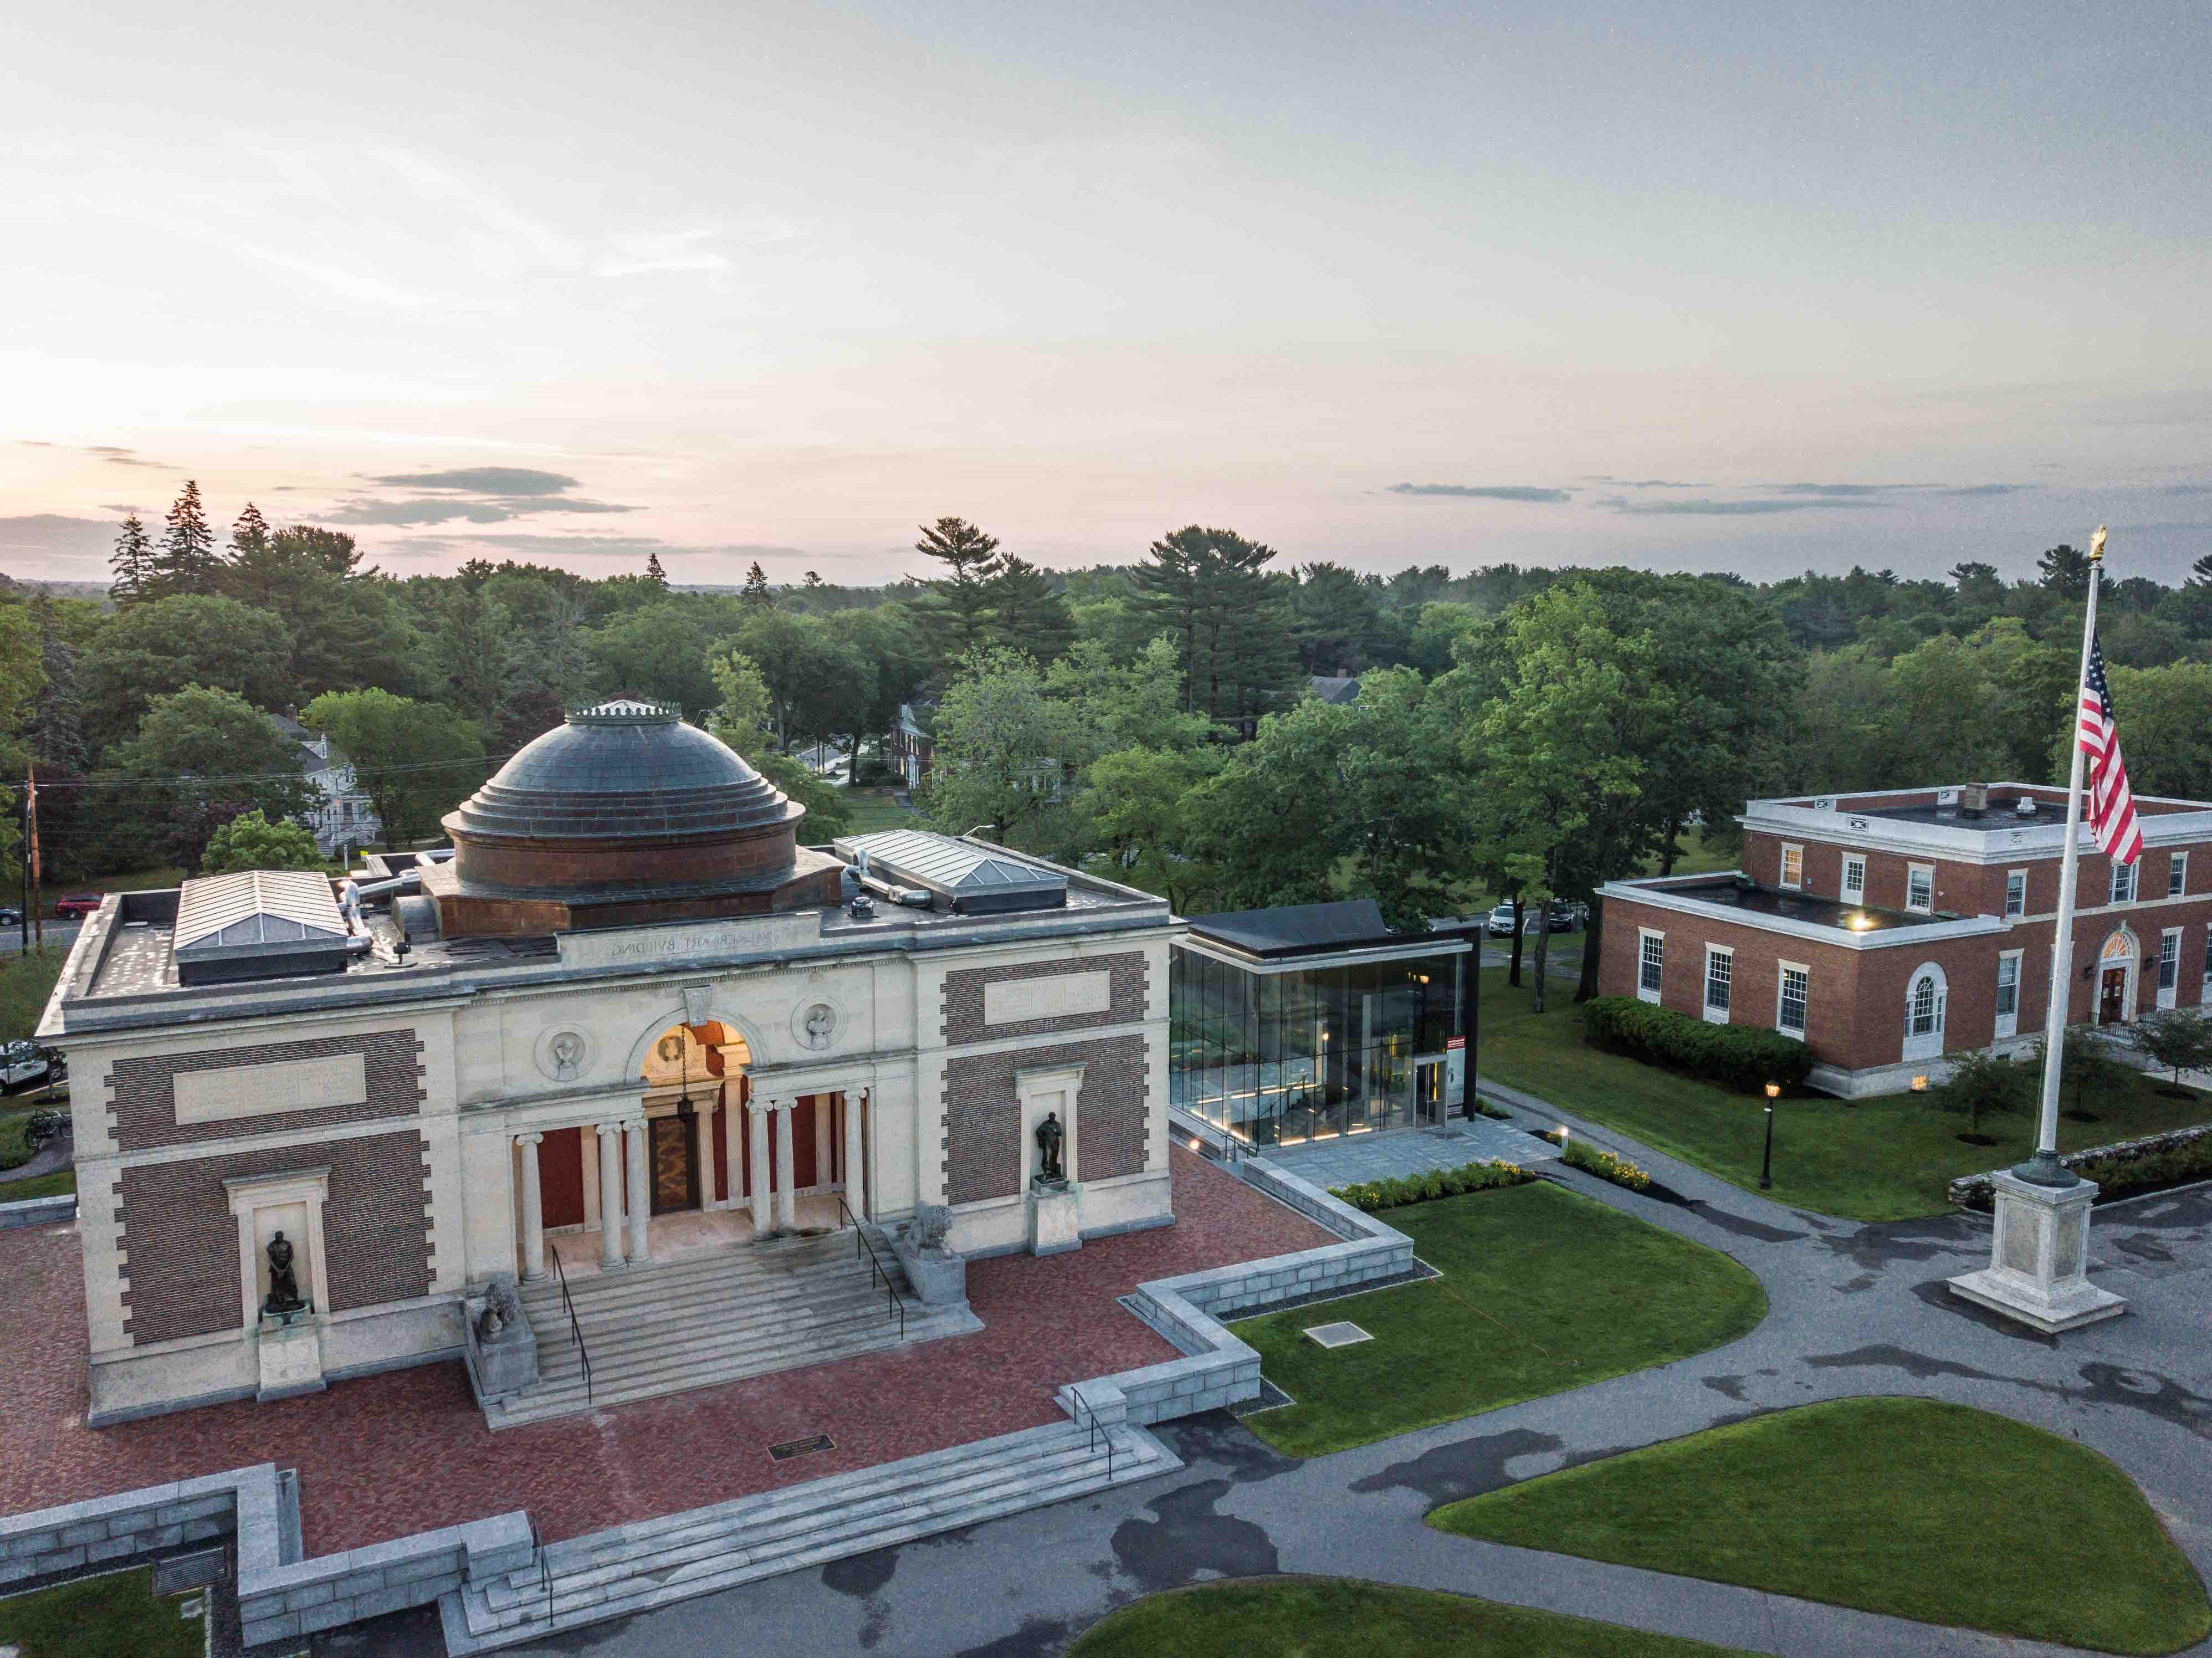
[172,869,359,985]
[832,830,1067,914]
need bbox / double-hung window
[2004,869,2026,918]
[2169,853,2189,899]
[1703,945,1733,1023]
[2111,861,2138,905]
[1637,930,1665,1003]
[1841,855,1865,900]
[1776,963,1809,1038]
[1779,844,1804,890]
[1906,864,1935,913]
[2203,929,2212,997]
[1994,951,2022,1039]
[2160,929,2182,1009]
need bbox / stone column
[515,1132,546,1283]
[625,1119,653,1265]
[693,1107,716,1212]
[749,1102,775,1241]
[775,1103,799,1232]
[596,1123,626,1270]
[842,1090,867,1221]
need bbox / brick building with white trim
[1599,782,2212,1096]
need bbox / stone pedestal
[465,1298,541,1400]
[254,1316,325,1403]
[1028,1180,1083,1257]
[1947,1170,2127,1334]
[891,1234,969,1306]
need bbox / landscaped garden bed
[1329,1157,1534,1212]
[1066,1577,1758,1657]
[1431,1396,2212,1656]
[1230,1181,1764,1457]
[1478,966,2212,1220]
[1538,1129,1652,1192]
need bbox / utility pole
[16,777,28,955]
[25,764,40,949]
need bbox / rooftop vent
[832,830,1067,915]
[1960,783,1989,816]
[2016,797,2039,817]
[172,869,355,986]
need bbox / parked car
[0,1040,63,1096]
[0,904,21,927]
[51,893,103,918]
[1485,903,1518,937]
[1523,901,1581,934]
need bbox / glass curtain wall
[1170,949,1463,1147]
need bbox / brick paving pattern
[0,1146,1330,1554]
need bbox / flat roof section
[1634,876,1948,933]
[1184,900,1407,958]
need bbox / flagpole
[2018,527,2106,1188]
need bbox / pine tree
[2189,551,2212,589]
[741,561,775,608]
[914,516,1003,666]
[271,524,361,576]
[27,593,86,771]
[803,570,824,589]
[989,555,1075,663]
[108,513,155,606]
[646,550,668,587]
[2037,543,2092,600]
[229,501,271,562]
[153,479,222,597]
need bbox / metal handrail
[544,1239,592,1408]
[528,1514,550,1620]
[1066,1388,1115,1481]
[831,1193,906,1342]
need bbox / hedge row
[1330,1158,1536,1213]
[2071,1136,2212,1201]
[1581,995,1815,1093]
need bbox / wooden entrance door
[649,1115,699,1215]
[2099,966,2128,1025]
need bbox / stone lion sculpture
[907,1202,953,1253]
[477,1272,524,1343]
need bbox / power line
[27,747,524,791]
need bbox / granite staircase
[485,1229,977,1430]
[440,1416,1181,1652]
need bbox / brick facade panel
[109,1030,427,1153]
[941,1033,1149,1205]
[116,1132,435,1346]
[940,951,1149,1046]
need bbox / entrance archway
[636,1020,749,1218]
[2097,929,2138,1026]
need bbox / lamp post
[1759,1082,1780,1190]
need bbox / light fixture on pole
[1759,1084,1778,1190]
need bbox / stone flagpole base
[1947,1170,2127,1334]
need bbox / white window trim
[1779,842,1804,891]
[1906,863,1936,915]
[1902,961,1949,1062]
[1775,958,1809,1038]
[2169,852,2189,900]
[2158,927,2183,1009]
[2004,868,2027,919]
[1994,948,2024,1040]
[2111,861,2138,906]
[1841,855,1866,900]
[1637,927,1666,1005]
[1703,943,1733,1025]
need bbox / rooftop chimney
[1960,783,1989,817]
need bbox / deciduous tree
[300,689,488,848]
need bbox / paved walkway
[1263,1118,1556,1189]
[468,1078,2212,1658]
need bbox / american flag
[2079,634,2143,866]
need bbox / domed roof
[446,698,801,842]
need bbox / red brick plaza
[3,1147,1329,1554]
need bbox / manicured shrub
[1581,995,1815,1093]
[2072,1137,2212,1199]
[1540,1130,1655,1193]
[1329,1158,1535,1212]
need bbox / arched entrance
[637,1020,749,1220]
[2097,929,2139,1026]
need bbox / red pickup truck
[50,893,103,919]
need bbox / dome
[446,697,799,843]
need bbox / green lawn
[0,1565,206,1658]
[1476,966,2212,1220]
[0,1169,74,1202]
[1230,1183,1765,1457]
[1067,1577,1760,1658]
[1,947,68,1045]
[1433,1398,2212,1656]
[837,789,919,835]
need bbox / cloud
[0,514,125,556]
[1387,483,1572,503]
[365,466,582,496]
[597,225,733,279]
[1583,475,1704,488]
[1607,497,1897,516]
[14,439,173,468]
[330,495,639,526]
[1769,483,1916,497]
[1940,483,2039,497]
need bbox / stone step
[525,1299,914,1394]
[532,1274,902,1352]
[441,1420,1178,1651]
[524,1236,887,1311]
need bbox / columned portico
[748,1102,775,1241]
[596,1122,626,1270]
[515,1133,546,1283]
[623,1119,652,1265]
[774,1104,798,1233]
[843,1089,868,1221]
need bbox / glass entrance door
[649,1114,699,1214]
[1415,1058,1443,1127]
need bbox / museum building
[39,699,1180,1426]
[1597,782,2212,1096]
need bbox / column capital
[514,1130,545,1147]
[596,1120,626,1139]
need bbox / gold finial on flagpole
[2090,525,2107,563]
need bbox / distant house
[890,702,934,791]
[269,712,382,856]
[1309,675,1361,706]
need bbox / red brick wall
[115,1130,435,1346]
[941,1033,1149,1204]
[109,1030,426,1153]
[940,951,1149,1046]
[1600,900,1866,1066]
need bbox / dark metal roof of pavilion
[445,698,801,842]
[1183,899,1403,958]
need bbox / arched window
[1909,975,1942,1036]
[1902,963,1949,1062]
